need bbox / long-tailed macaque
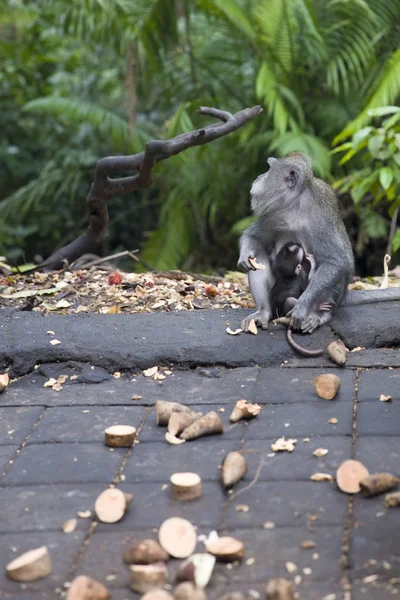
[238,152,400,334]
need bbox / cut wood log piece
[229,400,261,423]
[176,554,215,588]
[221,451,248,488]
[104,425,136,447]
[386,491,400,507]
[360,473,400,497]
[123,539,168,564]
[168,411,203,436]
[6,546,52,582]
[67,575,110,600]
[0,373,9,393]
[314,374,341,400]
[95,488,132,523]
[174,582,207,600]
[336,459,369,494]
[141,591,174,600]
[205,536,244,562]
[156,400,191,426]
[180,411,223,440]
[327,340,348,366]
[130,563,168,593]
[170,472,202,501]
[266,578,295,600]
[158,517,197,558]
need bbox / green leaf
[367,106,400,117]
[352,127,372,150]
[379,167,394,190]
[350,171,379,204]
[392,229,400,253]
[368,134,385,157]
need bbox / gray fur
[238,152,400,334]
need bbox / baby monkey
[271,243,330,356]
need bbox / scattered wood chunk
[314,374,341,400]
[77,510,91,519]
[62,518,77,533]
[104,425,136,447]
[130,563,168,594]
[226,327,242,336]
[156,400,191,426]
[158,517,197,558]
[328,417,338,424]
[300,540,317,549]
[6,546,52,582]
[0,373,9,393]
[229,400,261,423]
[271,437,297,453]
[221,451,248,488]
[360,473,400,497]
[174,582,207,600]
[177,553,216,587]
[327,340,348,366]
[123,539,168,565]
[170,472,202,501]
[180,411,223,441]
[140,590,174,600]
[205,536,244,562]
[336,459,369,494]
[143,366,159,377]
[247,319,258,335]
[249,257,266,270]
[165,432,186,445]
[379,394,392,402]
[385,491,400,507]
[266,578,295,599]
[236,504,249,513]
[168,411,203,436]
[311,473,334,482]
[313,448,329,458]
[66,575,110,599]
[94,488,132,523]
[132,394,142,401]
[285,562,297,574]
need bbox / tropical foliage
[1,0,400,273]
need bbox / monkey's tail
[286,328,323,357]
[342,288,400,306]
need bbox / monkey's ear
[285,169,299,189]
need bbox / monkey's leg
[241,251,274,331]
[282,296,298,314]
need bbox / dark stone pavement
[0,306,399,599]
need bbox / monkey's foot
[241,310,271,331]
[300,310,332,334]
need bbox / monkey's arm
[237,222,267,271]
[305,254,316,282]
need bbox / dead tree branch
[37,105,263,271]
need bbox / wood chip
[229,399,261,423]
[77,510,91,519]
[6,546,52,582]
[271,437,297,452]
[247,319,258,335]
[313,448,329,458]
[165,431,186,445]
[226,327,242,335]
[235,504,249,513]
[50,339,61,345]
[310,473,334,482]
[379,394,392,402]
[143,366,158,377]
[61,518,77,533]
[300,540,317,549]
[285,562,297,574]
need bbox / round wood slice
[6,546,52,582]
[170,472,202,501]
[67,575,110,600]
[205,536,244,562]
[336,459,369,494]
[104,425,136,447]
[95,488,128,523]
[314,374,341,400]
[158,517,197,558]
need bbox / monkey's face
[250,154,312,216]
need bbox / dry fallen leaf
[310,473,334,482]
[271,437,297,453]
[247,319,258,335]
[226,327,243,336]
[380,394,392,402]
[313,448,329,458]
[143,366,158,377]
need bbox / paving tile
[0,531,84,594]
[208,581,345,600]
[354,437,400,475]
[255,368,355,404]
[245,400,353,439]
[0,407,43,446]
[29,406,145,443]
[210,527,344,583]
[225,481,347,528]
[358,369,400,402]
[352,582,400,599]
[3,443,125,485]
[0,484,104,533]
[356,400,400,436]
[0,445,18,476]
[242,437,351,481]
[124,439,238,482]
[139,405,245,442]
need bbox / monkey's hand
[287,302,310,332]
[241,309,271,331]
[289,305,332,333]
[237,251,257,272]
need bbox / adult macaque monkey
[238,152,400,334]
